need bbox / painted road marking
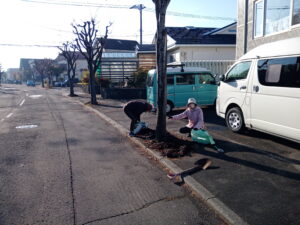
[16,125,38,129]
[29,95,42,98]
[19,99,25,106]
[1,119,4,122]
[6,113,13,118]
[26,93,29,96]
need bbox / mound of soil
[135,128,195,158]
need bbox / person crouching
[169,98,205,136]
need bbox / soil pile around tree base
[135,128,195,158]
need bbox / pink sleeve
[172,110,188,120]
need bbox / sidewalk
[62,89,300,225]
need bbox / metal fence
[183,60,235,75]
[99,60,138,83]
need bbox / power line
[0,43,60,48]
[20,0,236,21]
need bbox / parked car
[53,81,63,87]
[62,78,80,87]
[147,65,218,112]
[216,37,300,143]
[26,80,35,86]
[14,80,22,84]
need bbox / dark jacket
[123,100,151,118]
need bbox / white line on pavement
[1,118,4,122]
[6,113,13,118]
[26,93,29,96]
[20,99,25,106]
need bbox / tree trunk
[154,1,169,141]
[41,75,45,88]
[70,68,76,97]
[89,64,97,105]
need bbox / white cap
[187,98,197,106]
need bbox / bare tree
[0,63,3,86]
[34,59,56,88]
[153,0,171,140]
[72,18,110,105]
[58,42,79,97]
[34,59,46,87]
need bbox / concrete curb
[65,94,249,225]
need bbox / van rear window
[258,57,300,88]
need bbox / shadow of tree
[193,140,300,181]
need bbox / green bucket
[191,129,215,145]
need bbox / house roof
[166,24,236,45]
[103,38,139,51]
[137,44,156,53]
[56,52,86,61]
[203,22,237,36]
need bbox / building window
[292,0,300,25]
[253,0,299,38]
[254,0,264,37]
[265,0,291,34]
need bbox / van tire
[226,107,245,133]
[166,101,174,113]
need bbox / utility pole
[130,4,146,45]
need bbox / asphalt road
[0,84,225,225]
[62,87,300,225]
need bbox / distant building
[236,0,300,58]
[6,68,20,81]
[163,22,236,63]
[55,52,87,80]
[19,58,39,81]
[136,44,156,70]
[56,39,140,82]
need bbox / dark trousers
[124,108,141,131]
[179,126,192,134]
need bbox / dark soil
[135,128,195,158]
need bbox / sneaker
[129,132,135,137]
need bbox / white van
[216,37,300,143]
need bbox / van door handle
[240,85,247,90]
[253,85,259,92]
[192,86,195,91]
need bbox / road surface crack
[81,195,186,225]
[46,94,77,225]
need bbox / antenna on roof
[167,63,185,72]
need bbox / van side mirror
[219,74,225,82]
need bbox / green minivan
[147,67,218,112]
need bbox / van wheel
[226,107,245,133]
[166,101,173,113]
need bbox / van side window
[225,61,251,81]
[199,73,215,84]
[258,57,300,88]
[176,74,195,85]
[167,75,174,85]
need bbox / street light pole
[130,4,146,45]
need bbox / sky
[0,0,237,70]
